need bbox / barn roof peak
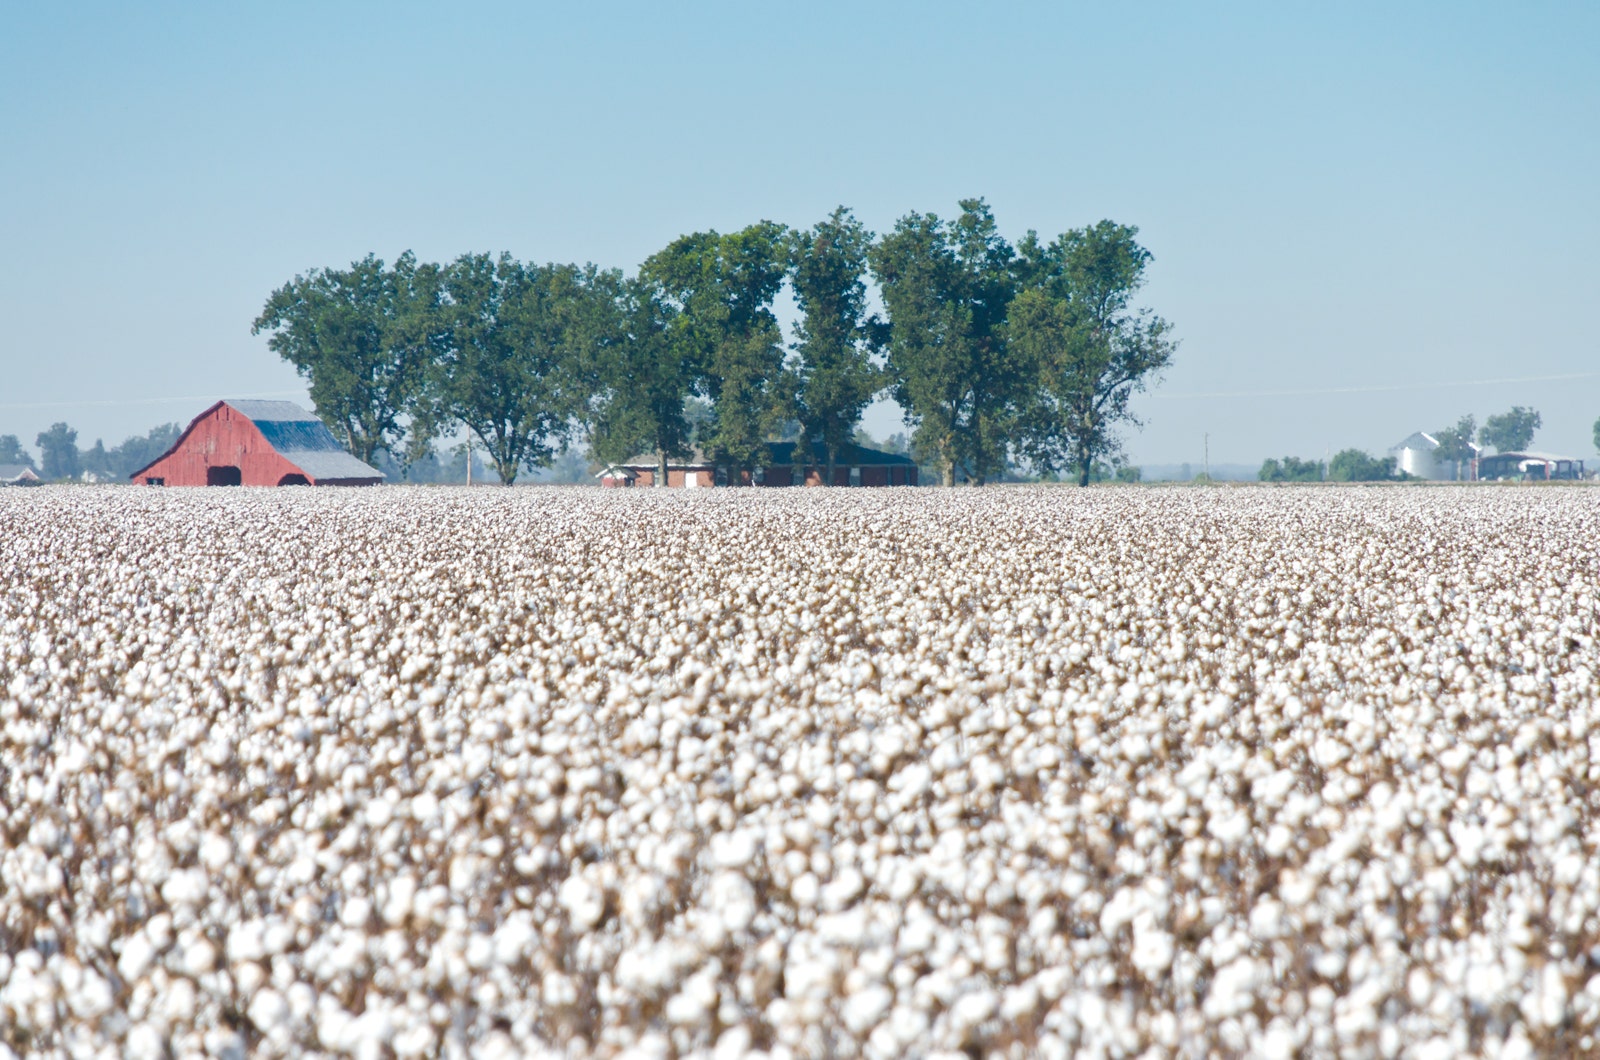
[225,399,322,423]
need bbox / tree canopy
[0,435,35,470]
[36,423,82,481]
[790,208,884,484]
[1259,456,1324,482]
[1479,407,1541,453]
[643,223,792,478]
[870,200,1022,486]
[253,199,1180,486]
[1011,222,1175,486]
[1328,448,1405,482]
[433,254,609,485]
[252,252,440,465]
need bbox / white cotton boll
[341,897,372,929]
[1207,810,1250,845]
[493,914,536,966]
[199,833,233,872]
[118,933,158,983]
[382,875,417,927]
[792,874,820,908]
[465,933,493,970]
[949,988,998,1032]
[393,1022,437,1059]
[1520,964,1569,1029]
[542,971,578,1007]
[66,966,114,1019]
[248,988,290,1035]
[181,937,217,977]
[1203,958,1265,1019]
[708,872,759,934]
[1131,919,1175,977]
[367,799,394,829]
[664,971,718,1026]
[843,984,893,1033]
[1249,899,1285,939]
[1257,1020,1298,1060]
[709,829,760,869]
[558,875,605,929]
[125,1023,167,1060]
[713,1026,753,1060]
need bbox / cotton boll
[10,485,1600,1056]
[558,875,606,930]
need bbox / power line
[1146,370,1600,401]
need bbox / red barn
[131,400,385,487]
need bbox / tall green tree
[1011,222,1175,487]
[791,207,885,485]
[1593,415,1600,455]
[1479,406,1541,452]
[1328,448,1404,482]
[1432,415,1477,480]
[435,253,601,485]
[583,276,697,486]
[870,199,1020,486]
[1259,456,1324,482]
[0,435,36,469]
[643,222,791,480]
[36,423,81,481]
[253,251,442,465]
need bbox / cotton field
[2,485,1599,1059]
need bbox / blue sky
[3,2,1596,467]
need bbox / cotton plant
[0,484,1597,1058]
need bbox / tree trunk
[945,458,956,488]
[1077,447,1092,488]
[658,451,668,488]
[826,445,837,487]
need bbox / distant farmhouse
[1390,431,1585,481]
[599,440,919,488]
[132,401,384,487]
[0,465,41,486]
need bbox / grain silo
[1390,431,1442,480]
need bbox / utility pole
[466,435,472,487]
[1203,433,1210,481]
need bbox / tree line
[1258,405,1548,482]
[2,424,180,483]
[253,201,1176,486]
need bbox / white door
[683,470,699,488]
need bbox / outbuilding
[599,440,918,487]
[131,400,385,487]
[0,465,41,486]
[1389,431,1480,481]
[1477,451,1586,482]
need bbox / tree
[1593,415,1600,455]
[1011,222,1176,487]
[1431,415,1477,480]
[435,253,601,485]
[791,207,885,485]
[583,277,698,487]
[871,200,1021,486]
[1328,448,1403,482]
[36,423,81,481]
[1479,406,1541,453]
[1259,456,1324,482]
[253,251,442,465]
[643,223,792,481]
[0,435,36,469]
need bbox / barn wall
[136,406,307,487]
